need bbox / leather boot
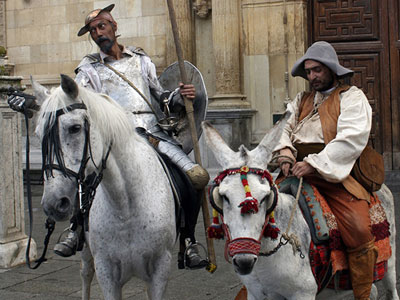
[186,164,210,190]
[54,229,79,257]
[347,239,378,300]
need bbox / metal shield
[158,61,208,154]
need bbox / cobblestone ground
[0,185,398,299]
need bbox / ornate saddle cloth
[277,177,391,292]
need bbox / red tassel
[239,198,259,215]
[207,224,224,239]
[207,209,224,239]
[263,223,280,240]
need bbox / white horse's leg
[146,250,173,300]
[94,257,123,300]
[80,242,94,300]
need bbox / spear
[166,0,217,273]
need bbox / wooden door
[308,0,399,169]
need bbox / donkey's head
[202,113,290,275]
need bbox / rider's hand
[278,148,295,177]
[291,161,316,178]
[179,82,196,100]
[7,91,39,118]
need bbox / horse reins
[24,109,55,269]
[43,103,112,232]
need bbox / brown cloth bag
[300,85,384,195]
[351,145,384,192]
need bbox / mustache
[96,37,112,44]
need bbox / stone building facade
[2,0,308,171]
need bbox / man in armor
[9,4,209,269]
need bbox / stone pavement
[0,184,242,300]
[0,184,399,299]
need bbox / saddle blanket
[307,183,391,291]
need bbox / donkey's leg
[146,250,173,300]
[80,243,95,300]
[382,255,400,300]
[94,257,123,300]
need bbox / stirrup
[53,227,79,257]
[183,241,209,270]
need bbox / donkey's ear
[202,121,238,168]
[30,76,50,106]
[249,111,292,166]
[60,74,79,100]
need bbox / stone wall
[4,0,310,160]
[241,0,308,143]
[5,0,170,86]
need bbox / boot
[186,164,210,190]
[54,229,80,257]
[347,239,378,300]
[185,243,208,269]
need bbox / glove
[7,88,39,118]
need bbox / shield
[158,61,208,154]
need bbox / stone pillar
[199,0,255,174]
[210,0,249,109]
[166,0,194,65]
[0,71,37,268]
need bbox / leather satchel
[351,145,385,192]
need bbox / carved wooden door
[308,0,400,169]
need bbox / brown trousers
[305,175,373,249]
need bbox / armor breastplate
[94,54,157,130]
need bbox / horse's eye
[68,124,81,134]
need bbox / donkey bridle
[209,166,279,261]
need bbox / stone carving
[193,0,211,18]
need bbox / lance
[166,0,217,273]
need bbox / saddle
[277,177,391,293]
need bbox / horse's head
[202,113,290,275]
[33,75,131,221]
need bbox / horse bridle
[42,102,112,224]
[209,166,279,261]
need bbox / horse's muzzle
[41,196,73,222]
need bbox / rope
[260,176,305,258]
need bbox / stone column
[199,0,255,174]
[210,0,249,108]
[166,0,194,65]
[0,71,37,268]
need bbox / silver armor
[75,47,194,171]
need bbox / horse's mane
[35,85,132,148]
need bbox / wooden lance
[166,0,217,273]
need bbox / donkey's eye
[68,124,82,134]
[259,196,268,205]
[222,195,230,205]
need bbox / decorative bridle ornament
[207,166,280,261]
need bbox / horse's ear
[60,74,79,100]
[30,76,50,106]
[249,111,292,166]
[202,121,238,168]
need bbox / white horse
[202,114,399,300]
[33,75,176,300]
